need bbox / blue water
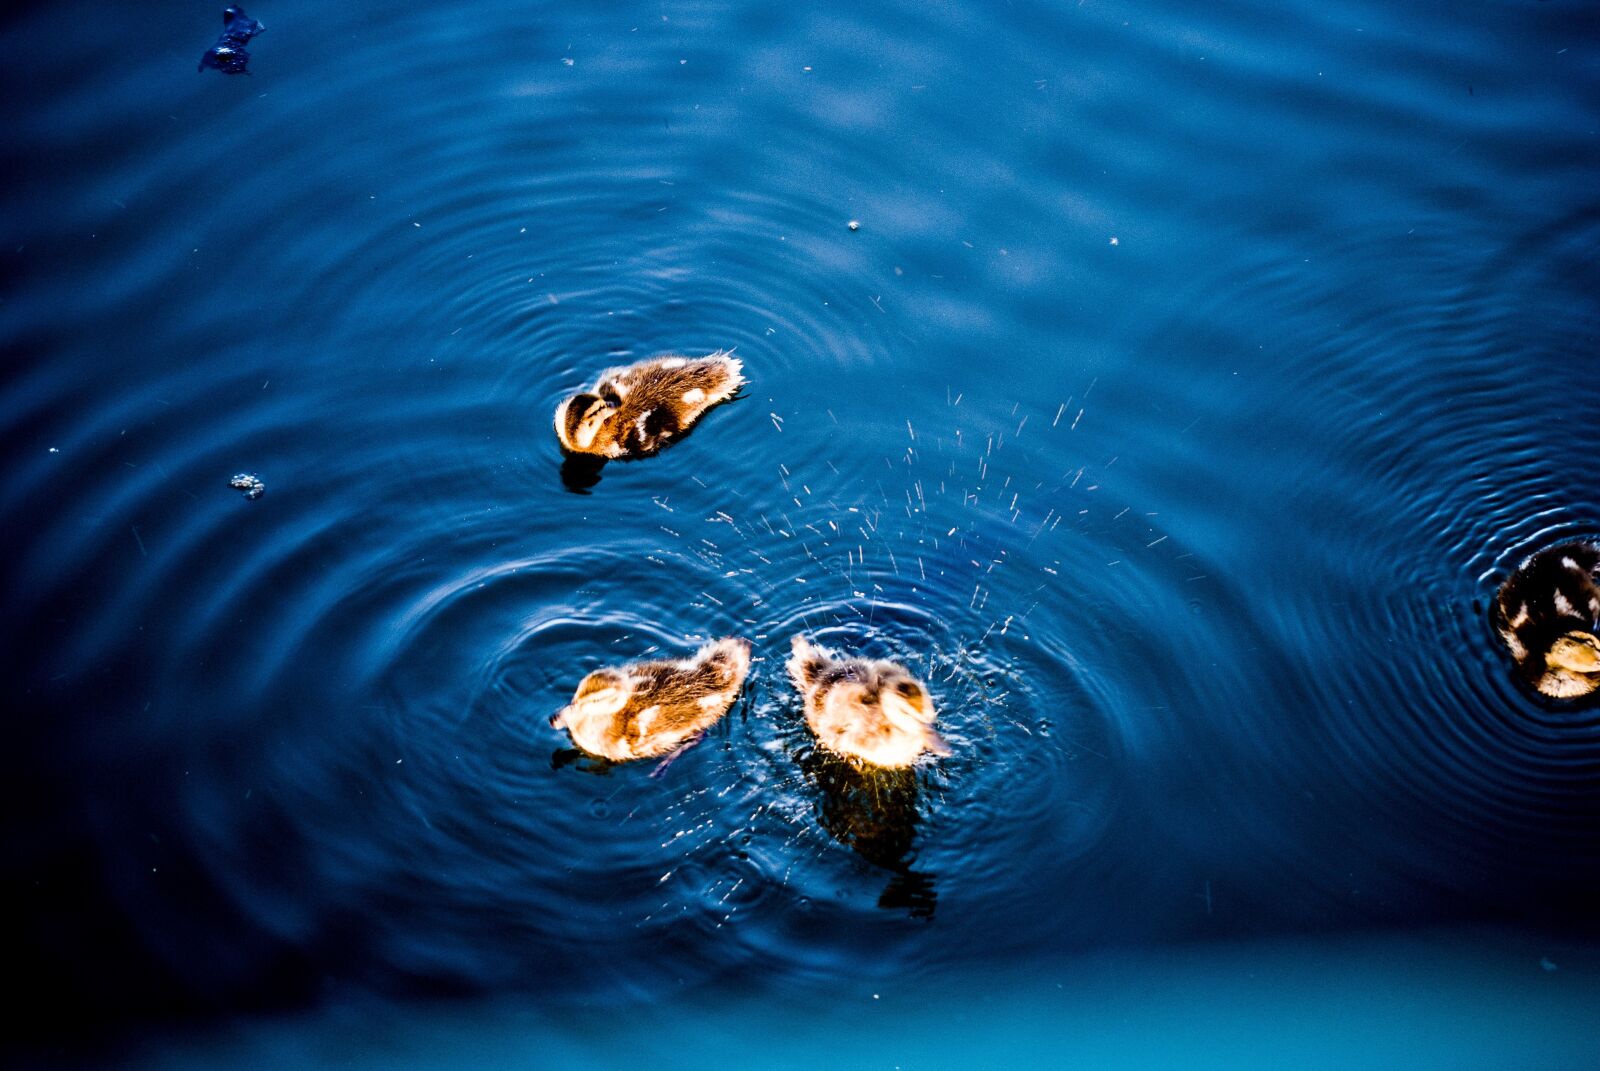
[4,0,1599,1065]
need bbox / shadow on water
[796,746,938,920]
[557,454,607,494]
[549,747,616,776]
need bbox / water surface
[3,0,1598,1061]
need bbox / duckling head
[853,671,932,729]
[554,392,617,454]
[790,636,950,765]
[1542,630,1600,699]
[549,667,627,733]
[789,637,930,715]
[825,668,949,764]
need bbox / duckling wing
[620,664,740,756]
[617,404,682,457]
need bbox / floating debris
[228,472,265,499]
[198,6,265,75]
[847,220,861,231]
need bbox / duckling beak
[549,710,566,729]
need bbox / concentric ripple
[1101,195,1600,913]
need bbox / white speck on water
[1109,236,1119,245]
[48,447,59,453]
[847,220,860,231]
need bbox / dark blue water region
[3,0,1600,1060]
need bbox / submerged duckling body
[1494,541,1600,700]
[554,352,744,459]
[551,638,751,761]
[787,636,949,768]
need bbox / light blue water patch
[131,930,1598,1070]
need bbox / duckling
[554,352,745,459]
[1494,540,1600,700]
[550,637,751,761]
[787,635,950,768]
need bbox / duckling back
[787,635,949,768]
[553,637,751,760]
[1494,541,1600,699]
[555,352,745,459]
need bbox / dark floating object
[228,472,265,499]
[198,5,265,74]
[1493,540,1600,700]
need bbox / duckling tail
[707,351,746,398]
[706,636,753,680]
[787,635,828,687]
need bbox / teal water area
[133,932,1598,1070]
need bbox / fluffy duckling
[787,635,950,768]
[1494,541,1600,700]
[554,352,745,459]
[551,638,751,761]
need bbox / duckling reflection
[794,744,938,919]
[1493,540,1600,700]
[557,453,607,494]
[549,746,617,776]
